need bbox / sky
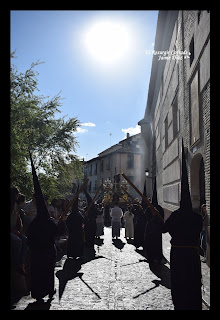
[11,10,158,161]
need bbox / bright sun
[85,21,130,64]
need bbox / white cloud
[76,127,88,133]
[74,122,96,134]
[81,122,96,127]
[122,124,141,137]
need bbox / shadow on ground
[55,246,107,301]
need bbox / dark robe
[104,205,111,227]
[84,209,97,247]
[83,190,98,249]
[28,151,66,300]
[27,216,65,300]
[144,204,164,263]
[66,211,84,259]
[133,206,147,249]
[163,208,203,310]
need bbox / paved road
[13,227,209,310]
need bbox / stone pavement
[12,227,210,310]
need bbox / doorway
[190,153,206,212]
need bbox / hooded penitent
[27,151,59,301]
[180,138,193,213]
[144,176,165,263]
[151,177,164,219]
[162,139,203,310]
[151,177,158,207]
[66,186,84,259]
[83,189,97,249]
[141,181,148,209]
[29,151,50,219]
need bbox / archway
[190,153,206,212]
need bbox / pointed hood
[29,151,50,219]
[141,181,148,209]
[151,176,164,219]
[180,139,192,213]
[143,181,147,198]
[152,177,158,206]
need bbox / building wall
[86,158,98,195]
[85,134,144,198]
[140,10,210,219]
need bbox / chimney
[126,133,130,139]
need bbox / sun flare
[85,21,130,64]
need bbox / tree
[10,52,83,199]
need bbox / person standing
[23,193,37,222]
[134,182,148,249]
[104,204,111,227]
[96,204,104,238]
[27,152,65,303]
[133,204,146,249]
[110,202,123,239]
[83,190,97,252]
[162,139,203,310]
[123,205,134,239]
[66,195,84,259]
[10,187,27,275]
[144,178,165,264]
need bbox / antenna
[110,133,112,147]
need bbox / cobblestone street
[12,227,209,310]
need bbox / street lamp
[145,168,150,177]
[145,168,155,179]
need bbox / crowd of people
[10,190,101,271]
[10,140,209,310]
[11,185,208,309]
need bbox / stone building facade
[84,133,145,198]
[139,10,210,221]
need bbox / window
[164,115,168,149]
[94,180,97,192]
[127,154,134,169]
[100,160,104,171]
[190,70,200,145]
[172,95,179,138]
[189,36,194,66]
[106,157,110,170]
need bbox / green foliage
[10,52,83,200]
